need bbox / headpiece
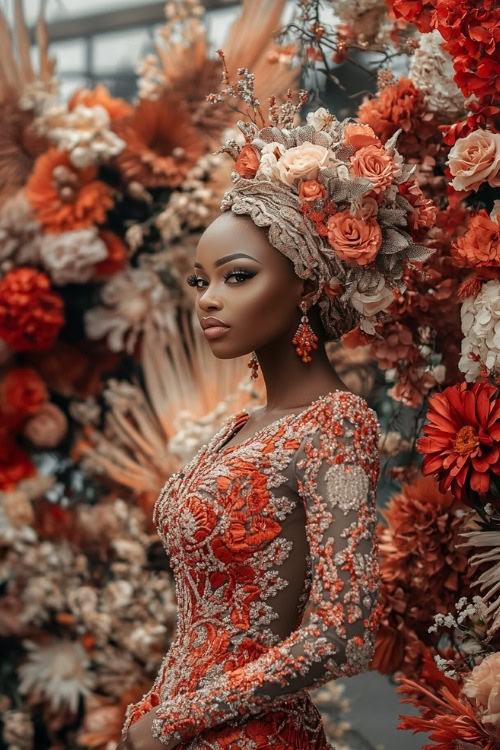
[212,62,435,341]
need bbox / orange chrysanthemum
[417,381,500,502]
[25,148,114,233]
[113,97,205,189]
[0,268,64,351]
[68,83,133,120]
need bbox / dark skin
[192,211,350,447]
[118,211,350,749]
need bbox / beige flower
[306,107,336,132]
[39,228,108,285]
[84,268,177,353]
[23,402,68,448]
[447,129,500,192]
[351,276,395,316]
[277,141,333,186]
[463,652,500,727]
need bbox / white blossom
[39,228,108,285]
[409,30,465,119]
[459,280,500,381]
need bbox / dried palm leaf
[78,310,264,496]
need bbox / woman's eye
[186,269,255,289]
[224,270,254,283]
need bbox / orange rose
[327,210,382,266]
[452,210,500,268]
[298,179,326,203]
[344,123,381,150]
[23,402,68,448]
[235,145,260,178]
[351,145,397,194]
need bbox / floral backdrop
[0,0,499,748]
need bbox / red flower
[0,268,64,351]
[417,381,500,502]
[0,435,35,490]
[398,651,499,749]
[95,231,127,277]
[0,368,48,426]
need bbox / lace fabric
[121,391,381,749]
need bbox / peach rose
[351,145,397,194]
[448,129,500,192]
[298,179,326,203]
[453,210,500,268]
[344,123,381,150]
[351,276,395,316]
[23,402,68,448]
[463,652,500,727]
[327,210,382,266]
[234,144,260,179]
[277,142,332,186]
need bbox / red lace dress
[121,390,381,749]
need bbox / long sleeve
[150,405,381,746]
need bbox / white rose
[351,278,395,316]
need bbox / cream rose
[448,129,500,192]
[277,142,333,186]
[351,277,395,316]
[463,652,500,727]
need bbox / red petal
[463,389,479,428]
[470,470,490,493]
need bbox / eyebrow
[194,252,262,269]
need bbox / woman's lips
[203,326,230,339]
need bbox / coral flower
[113,96,205,188]
[417,381,500,502]
[26,149,114,233]
[0,268,64,351]
[452,210,500,270]
[68,82,133,120]
[95,231,128,276]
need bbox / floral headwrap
[215,77,435,340]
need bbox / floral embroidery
[121,391,381,749]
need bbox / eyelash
[186,268,255,289]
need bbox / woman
[119,104,428,749]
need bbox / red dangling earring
[248,351,259,380]
[292,301,318,363]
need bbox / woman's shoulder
[297,389,379,431]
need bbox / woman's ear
[299,278,322,308]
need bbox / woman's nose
[198,287,223,312]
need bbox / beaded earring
[292,301,318,363]
[248,351,259,380]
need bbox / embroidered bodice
[121,390,381,747]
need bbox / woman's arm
[149,405,381,746]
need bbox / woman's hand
[118,710,180,750]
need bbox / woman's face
[189,212,304,359]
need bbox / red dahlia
[0,268,64,351]
[417,381,500,502]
